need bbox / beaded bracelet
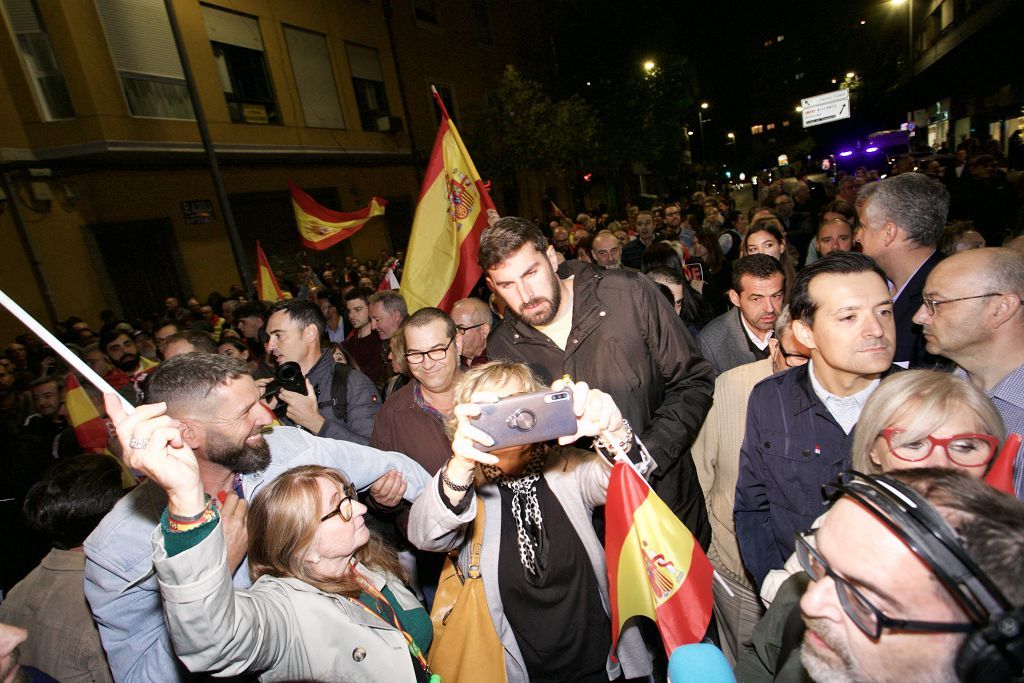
[594,419,634,456]
[441,461,474,492]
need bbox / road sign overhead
[801,89,851,128]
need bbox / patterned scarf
[481,446,546,575]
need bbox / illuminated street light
[846,71,856,79]
[831,78,837,84]
[891,0,906,5]
[795,105,803,113]
[727,132,735,140]
[700,102,709,110]
[860,19,866,25]
[643,60,656,73]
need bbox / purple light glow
[865,146,879,153]
[839,150,854,157]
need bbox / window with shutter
[1,0,74,120]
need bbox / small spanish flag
[605,461,714,656]
[289,181,387,251]
[256,241,288,303]
[64,373,110,453]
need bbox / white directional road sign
[801,89,851,128]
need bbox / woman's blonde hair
[850,370,1006,474]
[246,465,403,597]
[446,360,544,438]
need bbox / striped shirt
[955,362,1024,499]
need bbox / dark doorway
[86,218,188,319]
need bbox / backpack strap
[329,362,351,422]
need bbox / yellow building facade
[0,0,538,334]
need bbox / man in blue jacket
[735,252,899,587]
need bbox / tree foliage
[463,65,597,179]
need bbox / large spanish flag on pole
[400,88,497,313]
[256,241,288,302]
[605,460,714,656]
[289,181,388,251]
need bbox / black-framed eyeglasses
[456,323,485,334]
[320,483,357,524]
[795,530,974,640]
[921,293,1002,315]
[779,345,810,367]
[404,337,454,365]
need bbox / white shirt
[739,312,773,351]
[807,360,880,434]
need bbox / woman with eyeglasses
[758,369,1006,608]
[737,370,1008,681]
[407,360,654,683]
[118,441,431,681]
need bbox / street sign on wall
[801,89,851,128]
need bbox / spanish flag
[289,181,388,251]
[605,461,714,656]
[64,373,110,454]
[400,89,497,313]
[256,241,288,303]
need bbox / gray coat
[406,446,654,683]
[697,308,768,375]
[154,523,421,682]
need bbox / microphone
[668,643,736,683]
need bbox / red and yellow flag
[605,461,714,656]
[985,433,1021,496]
[289,181,387,251]
[400,90,497,313]
[64,373,110,453]
[256,241,288,303]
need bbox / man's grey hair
[367,290,408,320]
[979,248,1024,302]
[856,173,949,248]
[774,304,793,337]
[146,353,249,415]
[451,297,491,324]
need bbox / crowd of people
[1,152,1024,683]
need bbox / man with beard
[342,287,386,387]
[83,354,430,683]
[481,216,715,547]
[735,252,899,588]
[98,330,157,398]
[737,469,1024,683]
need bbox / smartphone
[473,389,577,452]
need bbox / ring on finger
[129,435,150,449]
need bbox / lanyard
[349,568,431,674]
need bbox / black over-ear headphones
[837,472,1024,682]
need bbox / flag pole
[0,289,133,413]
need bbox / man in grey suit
[697,254,786,374]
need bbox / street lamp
[643,60,656,73]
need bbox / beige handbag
[427,504,508,683]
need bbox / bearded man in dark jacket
[480,216,715,548]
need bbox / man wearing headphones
[737,468,1024,682]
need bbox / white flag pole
[0,288,134,413]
